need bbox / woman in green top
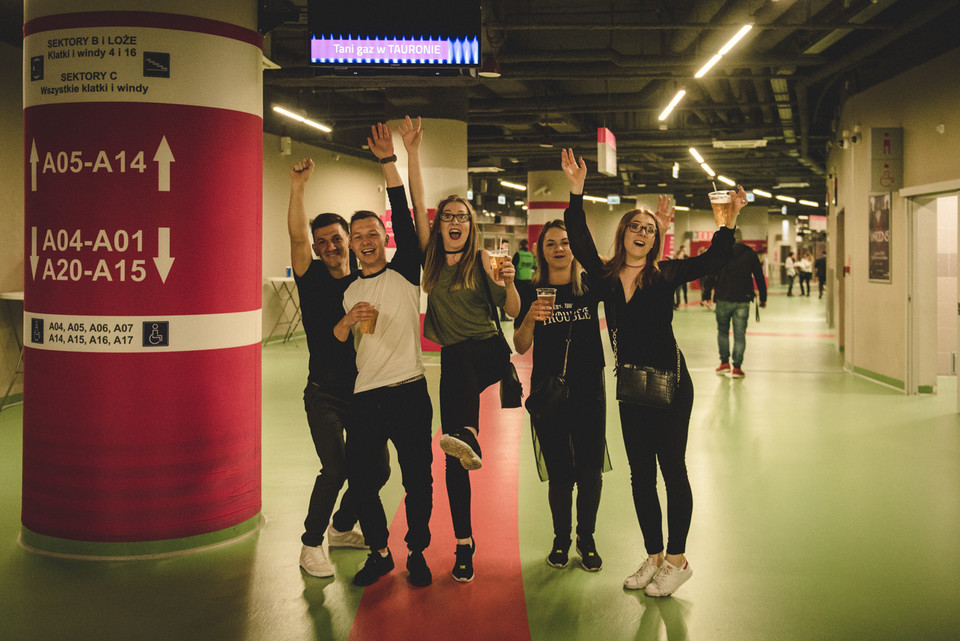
[420,194,521,582]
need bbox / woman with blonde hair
[513,219,609,571]
[420,193,521,582]
[561,148,745,597]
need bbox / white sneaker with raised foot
[623,556,660,590]
[643,559,692,597]
[327,523,366,548]
[300,543,334,578]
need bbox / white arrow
[30,227,38,279]
[153,136,175,192]
[30,140,39,192]
[153,227,175,283]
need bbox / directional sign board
[21,8,263,547]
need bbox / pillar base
[18,514,263,561]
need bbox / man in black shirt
[814,252,827,299]
[713,233,767,379]
[287,159,389,577]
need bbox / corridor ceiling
[5,0,959,213]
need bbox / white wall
[829,46,960,389]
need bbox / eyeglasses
[438,212,471,223]
[627,222,657,236]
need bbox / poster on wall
[869,193,891,282]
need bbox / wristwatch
[379,154,397,164]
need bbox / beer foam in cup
[708,190,732,203]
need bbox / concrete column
[22,0,262,556]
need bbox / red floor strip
[349,356,533,641]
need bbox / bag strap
[479,251,511,353]
[559,318,574,378]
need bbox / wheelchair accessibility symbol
[142,321,169,347]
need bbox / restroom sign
[870,128,902,192]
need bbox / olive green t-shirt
[423,262,506,346]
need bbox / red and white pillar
[525,170,571,250]
[21,1,262,555]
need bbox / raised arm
[287,158,315,277]
[560,148,606,277]
[368,122,402,188]
[399,115,430,253]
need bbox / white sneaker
[644,559,692,597]
[300,543,334,578]
[326,523,366,549]
[623,556,661,590]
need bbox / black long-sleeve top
[564,193,735,371]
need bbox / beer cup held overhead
[708,190,733,227]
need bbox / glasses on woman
[627,222,657,236]
[438,212,471,223]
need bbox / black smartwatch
[379,154,397,164]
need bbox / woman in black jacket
[561,149,745,597]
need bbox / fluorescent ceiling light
[674,206,690,211]
[513,200,525,206]
[273,106,332,133]
[717,25,754,56]
[468,167,505,173]
[689,147,704,163]
[752,188,772,198]
[717,175,736,186]
[499,180,527,191]
[776,195,797,203]
[583,195,608,203]
[694,24,753,79]
[658,90,686,121]
[775,181,809,189]
[799,199,820,207]
[700,163,715,177]
[694,54,722,79]
[797,215,810,220]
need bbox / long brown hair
[421,195,482,294]
[603,209,662,290]
[532,219,584,296]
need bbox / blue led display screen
[308,1,480,68]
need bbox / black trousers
[346,378,433,552]
[301,384,390,546]
[618,361,694,555]
[531,372,605,539]
[440,337,507,540]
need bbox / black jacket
[714,243,766,304]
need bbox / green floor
[1,289,958,640]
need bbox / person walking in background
[286,160,390,578]
[714,231,767,379]
[798,250,813,296]
[672,245,688,309]
[815,251,827,299]
[561,148,745,598]
[513,238,537,286]
[513,220,608,572]
[784,251,796,296]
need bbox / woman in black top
[561,149,745,597]
[514,220,607,572]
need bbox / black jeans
[302,383,390,546]
[618,361,694,555]
[531,372,605,540]
[346,378,433,552]
[440,337,507,539]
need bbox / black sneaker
[452,541,475,582]
[352,549,394,586]
[406,549,432,587]
[440,428,483,470]
[546,537,570,568]
[576,535,603,572]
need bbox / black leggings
[619,362,694,555]
[440,336,507,539]
[532,372,605,539]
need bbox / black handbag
[480,260,523,409]
[608,300,680,409]
[525,320,573,417]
